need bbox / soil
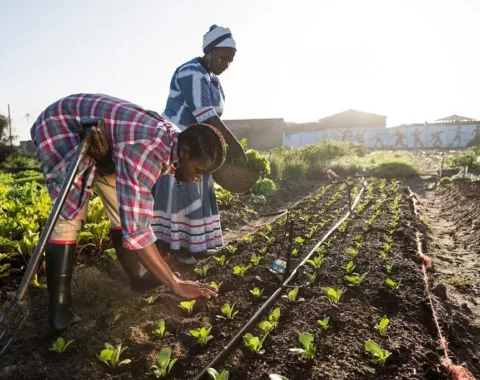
[1,178,479,380]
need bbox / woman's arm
[135,243,217,299]
[204,116,247,161]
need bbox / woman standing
[152,25,246,264]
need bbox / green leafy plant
[250,254,262,266]
[385,278,401,290]
[207,368,230,380]
[291,248,299,256]
[375,315,390,336]
[49,337,74,353]
[269,375,289,380]
[378,250,388,260]
[259,246,268,255]
[233,265,252,277]
[346,248,359,258]
[344,261,356,274]
[178,299,196,315]
[250,287,264,298]
[190,326,214,345]
[143,295,159,305]
[243,333,265,354]
[306,255,323,270]
[268,307,281,328]
[213,255,229,266]
[315,246,326,256]
[218,303,238,320]
[267,236,276,245]
[317,317,330,330]
[194,264,210,277]
[225,245,238,254]
[305,270,317,284]
[345,273,367,287]
[243,235,254,244]
[147,348,177,378]
[258,320,275,334]
[364,340,391,366]
[282,286,305,303]
[322,287,343,304]
[210,281,223,291]
[295,236,305,246]
[289,332,316,359]
[153,319,171,338]
[96,343,131,367]
[383,242,392,253]
[107,312,122,327]
[385,264,393,274]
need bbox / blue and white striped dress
[152,58,224,253]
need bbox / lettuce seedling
[210,281,223,291]
[324,240,332,249]
[250,287,264,298]
[225,245,237,254]
[344,261,356,274]
[378,250,387,260]
[282,287,305,303]
[242,333,265,354]
[385,278,401,290]
[317,317,330,330]
[385,264,393,274]
[178,299,196,315]
[364,340,391,366]
[322,287,343,304]
[306,255,323,270]
[147,348,177,378]
[243,235,254,244]
[267,237,276,245]
[250,254,262,266]
[354,234,362,243]
[190,326,213,345]
[207,368,230,380]
[295,236,305,246]
[107,312,122,327]
[257,231,267,239]
[233,265,252,277]
[289,332,316,359]
[265,224,273,233]
[49,337,74,353]
[375,315,390,336]
[96,343,131,368]
[259,247,268,255]
[269,307,281,328]
[291,248,299,256]
[213,255,229,266]
[315,246,326,256]
[258,320,274,334]
[346,248,359,258]
[194,265,210,277]
[143,295,159,305]
[153,319,171,338]
[219,303,238,320]
[345,273,367,287]
[383,242,392,253]
[305,271,317,284]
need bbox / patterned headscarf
[202,25,236,54]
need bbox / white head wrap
[202,25,236,54]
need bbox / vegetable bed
[0,179,477,379]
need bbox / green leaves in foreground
[207,368,230,380]
[147,348,177,378]
[364,340,391,366]
[49,337,74,353]
[96,343,131,368]
[289,332,316,359]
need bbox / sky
[1,0,479,142]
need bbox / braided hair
[178,123,227,167]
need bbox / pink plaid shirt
[31,94,180,250]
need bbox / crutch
[0,117,104,357]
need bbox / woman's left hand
[229,139,248,162]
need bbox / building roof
[318,109,387,122]
[435,114,476,123]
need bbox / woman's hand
[171,279,218,300]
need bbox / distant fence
[284,123,480,149]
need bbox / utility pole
[8,104,12,147]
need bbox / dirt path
[418,181,480,326]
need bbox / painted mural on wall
[283,123,480,149]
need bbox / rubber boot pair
[46,242,82,334]
[109,229,162,292]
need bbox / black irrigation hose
[194,178,368,380]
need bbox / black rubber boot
[46,243,82,333]
[110,229,162,292]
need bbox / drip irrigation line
[194,178,368,380]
